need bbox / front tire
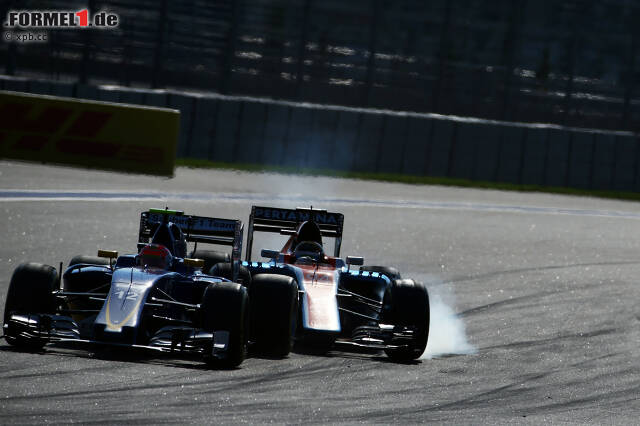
[382,279,429,361]
[4,263,58,349]
[200,282,248,368]
[250,274,298,357]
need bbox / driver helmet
[138,244,173,269]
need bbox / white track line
[2,189,640,220]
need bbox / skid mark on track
[479,327,618,352]
[457,278,607,318]
[0,355,365,404]
[521,384,640,417]
[458,291,556,317]
[447,260,640,286]
[349,359,639,422]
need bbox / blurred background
[2,0,638,132]
[2,1,640,193]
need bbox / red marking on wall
[0,103,73,134]
[32,107,74,133]
[14,134,50,151]
[0,103,32,131]
[65,111,112,138]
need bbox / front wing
[334,323,419,351]
[2,313,231,360]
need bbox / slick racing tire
[190,250,230,273]
[382,279,430,362]
[360,265,401,280]
[69,255,110,267]
[4,263,58,349]
[209,262,252,288]
[200,282,248,368]
[250,274,298,357]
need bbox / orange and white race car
[240,206,430,361]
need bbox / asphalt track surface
[1,160,639,424]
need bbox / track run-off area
[1,160,639,423]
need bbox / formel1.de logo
[3,9,119,43]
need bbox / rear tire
[4,263,58,349]
[200,282,248,368]
[360,265,401,280]
[382,279,429,362]
[190,250,229,273]
[69,255,110,267]
[209,262,252,288]
[250,274,298,357]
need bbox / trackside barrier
[1,76,639,192]
[0,90,179,176]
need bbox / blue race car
[3,208,251,368]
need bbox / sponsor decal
[1,88,180,176]
[146,213,237,233]
[0,102,164,161]
[254,207,340,225]
[302,269,335,285]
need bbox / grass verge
[175,158,640,202]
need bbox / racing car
[3,208,255,368]
[241,205,430,361]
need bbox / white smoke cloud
[420,276,476,359]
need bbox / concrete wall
[2,76,638,192]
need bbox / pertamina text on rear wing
[245,205,344,261]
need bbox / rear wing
[138,209,243,278]
[246,205,344,261]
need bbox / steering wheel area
[293,241,324,261]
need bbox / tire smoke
[420,276,476,359]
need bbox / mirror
[97,249,118,259]
[346,256,364,266]
[184,258,205,268]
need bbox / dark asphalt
[0,160,638,424]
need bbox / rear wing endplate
[246,205,344,261]
[139,209,243,279]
